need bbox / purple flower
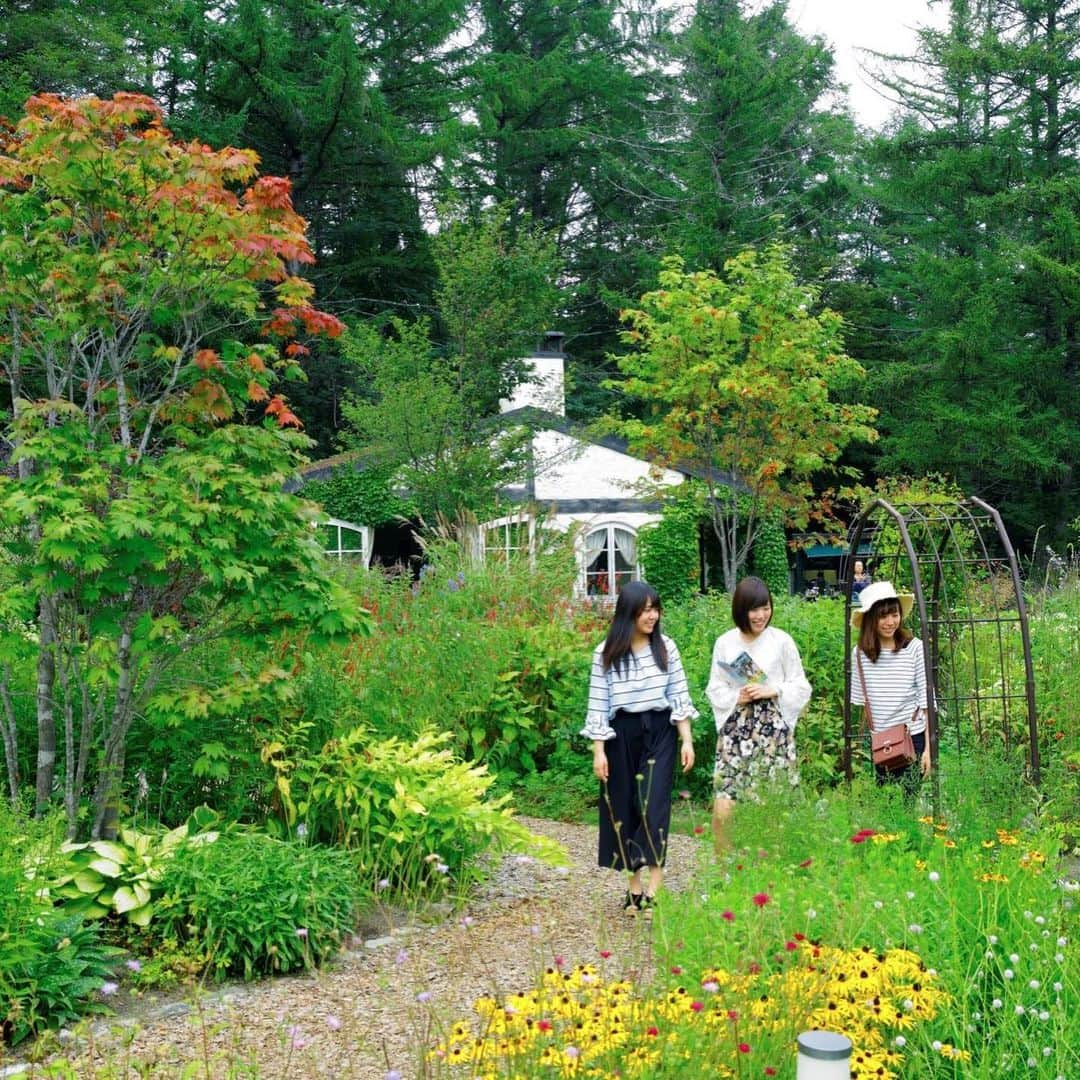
[296,927,309,939]
[326,1015,342,1031]
[100,981,119,996]
[125,959,142,972]
[386,1072,403,1080]
[435,862,449,875]
[377,878,390,891]
[417,991,432,1004]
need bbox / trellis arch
[842,496,1039,787]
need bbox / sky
[788,0,948,129]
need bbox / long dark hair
[858,598,913,662]
[601,580,668,675]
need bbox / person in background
[706,576,812,853]
[852,560,872,599]
[849,581,931,796]
[582,581,698,915]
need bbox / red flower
[693,824,706,835]
[554,955,565,968]
[784,941,797,951]
[671,966,682,974]
[646,1026,659,1037]
[537,1019,553,1032]
[752,892,770,907]
[794,932,806,941]
[722,910,735,922]
[727,1009,739,1021]
[599,950,612,959]
[748,961,761,974]
[690,1001,704,1012]
[766,1069,777,1076]
[738,1042,751,1054]
[798,858,813,868]
[850,828,876,844]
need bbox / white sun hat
[851,580,914,628]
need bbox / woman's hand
[593,743,609,782]
[680,740,695,773]
[920,745,932,777]
[744,683,777,702]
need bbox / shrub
[151,832,359,981]
[282,728,566,896]
[0,806,119,1045]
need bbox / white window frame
[582,522,640,598]
[482,512,537,565]
[317,517,372,565]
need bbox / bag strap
[855,651,873,733]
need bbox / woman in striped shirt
[582,580,698,914]
[850,581,931,791]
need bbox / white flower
[1004,969,1014,980]
[1035,915,1045,925]
[929,871,940,883]
[988,934,999,944]
[906,891,916,900]
[932,1041,943,1051]
[985,950,995,960]
[807,908,817,919]
[1029,979,1040,989]
[1058,936,1068,947]
[894,1036,907,1048]
[992,998,1003,1009]
[903,999,914,1011]
[1010,952,1020,963]
[1043,1048,1052,1057]
[1016,1004,1026,1015]
[908,923,924,935]
[874,900,883,909]
[1039,1011,1050,1021]
[1024,910,1033,919]
[1054,982,1063,992]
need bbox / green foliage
[0,94,362,838]
[298,545,588,778]
[302,465,415,528]
[750,514,789,598]
[338,206,561,522]
[0,805,119,1045]
[49,818,218,928]
[281,728,566,897]
[638,483,704,606]
[151,832,359,982]
[609,245,877,591]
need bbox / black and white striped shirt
[581,634,699,741]
[850,639,929,734]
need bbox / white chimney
[499,332,566,416]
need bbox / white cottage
[302,333,720,596]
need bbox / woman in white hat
[850,581,931,790]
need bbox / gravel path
[7,817,702,1079]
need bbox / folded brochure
[714,650,767,687]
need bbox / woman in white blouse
[582,580,697,914]
[706,576,811,852]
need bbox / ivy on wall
[302,465,416,527]
[639,484,704,605]
[750,514,790,598]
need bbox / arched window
[583,524,638,596]
[484,514,536,564]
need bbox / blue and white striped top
[850,639,929,734]
[581,634,699,741]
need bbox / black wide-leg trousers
[597,708,677,872]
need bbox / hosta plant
[49,815,220,927]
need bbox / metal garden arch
[842,496,1040,789]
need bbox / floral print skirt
[713,698,798,800]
